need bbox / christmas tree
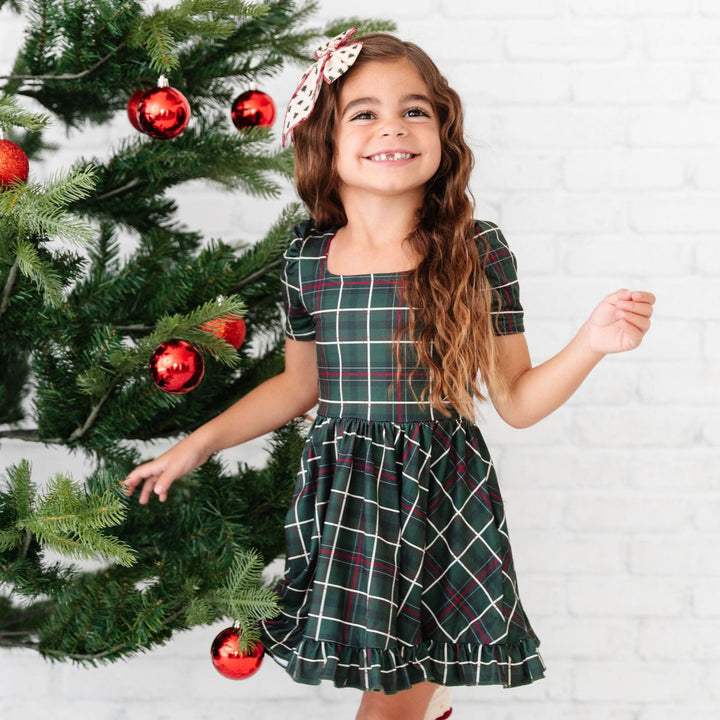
[0,0,391,663]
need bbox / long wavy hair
[293,33,507,419]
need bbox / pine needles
[129,1,269,75]
[0,0,395,664]
[0,460,135,567]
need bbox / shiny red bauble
[0,138,29,188]
[211,626,265,680]
[149,339,204,394]
[126,88,149,131]
[200,314,246,350]
[135,79,191,139]
[230,89,276,130]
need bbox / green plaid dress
[260,219,545,693]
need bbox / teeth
[368,152,413,161]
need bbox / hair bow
[282,27,364,147]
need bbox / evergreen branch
[128,295,247,367]
[94,178,142,203]
[39,165,99,209]
[232,203,303,281]
[0,0,390,669]
[35,607,189,661]
[184,596,214,626]
[103,324,152,333]
[35,476,127,531]
[0,429,42,441]
[19,528,32,559]
[129,1,268,75]
[66,295,246,443]
[4,459,35,521]
[39,642,128,661]
[76,367,114,400]
[216,550,280,647]
[235,258,282,289]
[0,95,50,131]
[0,529,24,552]
[77,127,289,227]
[0,42,126,82]
[14,237,63,306]
[227,590,278,622]
[0,636,40,651]
[0,603,55,632]
[0,165,97,246]
[138,19,178,75]
[30,528,135,568]
[27,604,189,661]
[1,464,137,567]
[176,0,262,16]
[68,380,118,442]
[0,257,19,318]
[0,1,24,15]
[322,17,397,39]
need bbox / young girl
[125,30,655,720]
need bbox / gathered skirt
[260,415,545,693]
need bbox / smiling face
[333,58,442,209]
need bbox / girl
[125,30,655,720]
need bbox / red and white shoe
[424,686,452,720]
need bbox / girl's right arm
[124,338,319,504]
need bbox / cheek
[429,136,443,174]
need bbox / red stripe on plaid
[318,547,398,576]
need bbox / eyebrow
[340,93,434,118]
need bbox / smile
[365,152,416,161]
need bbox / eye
[350,110,375,121]
[405,106,431,118]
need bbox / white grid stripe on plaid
[261,221,544,692]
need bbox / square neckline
[322,231,413,279]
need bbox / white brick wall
[1,0,718,718]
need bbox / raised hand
[586,289,656,355]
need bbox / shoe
[424,686,452,720]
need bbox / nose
[379,118,407,137]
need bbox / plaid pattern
[260,220,545,693]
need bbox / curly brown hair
[293,33,507,419]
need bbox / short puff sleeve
[281,229,316,340]
[476,220,525,335]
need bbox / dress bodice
[280,221,524,423]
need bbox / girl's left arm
[489,289,655,429]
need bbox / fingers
[605,288,632,305]
[137,479,154,506]
[606,289,655,309]
[617,312,651,338]
[630,290,656,306]
[616,298,654,319]
[124,461,156,494]
[613,292,655,350]
[615,291,655,330]
[124,435,207,505]
[589,289,656,354]
[124,459,172,505]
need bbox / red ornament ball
[211,626,265,680]
[201,314,247,350]
[136,81,191,139]
[126,88,149,131]
[149,339,204,394]
[231,89,276,130]
[0,138,29,188]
